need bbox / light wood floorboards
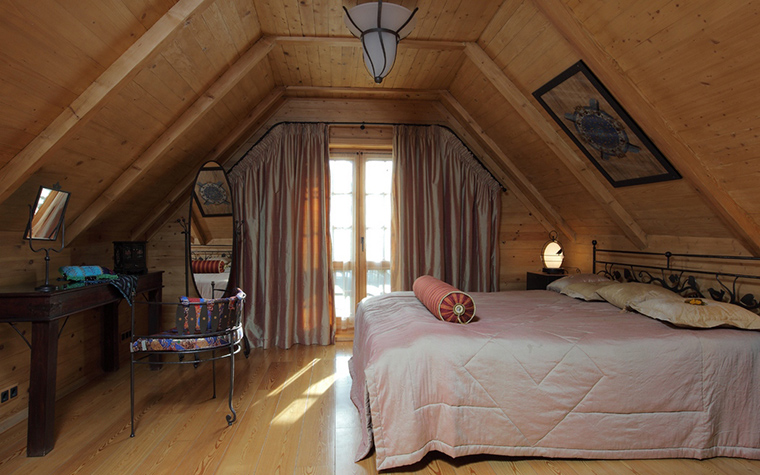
[0,342,758,474]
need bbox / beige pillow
[631,298,760,330]
[561,281,617,301]
[546,273,610,293]
[595,282,679,309]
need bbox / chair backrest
[174,289,246,336]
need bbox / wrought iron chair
[129,288,246,437]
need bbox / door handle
[360,236,365,252]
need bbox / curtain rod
[227,121,507,192]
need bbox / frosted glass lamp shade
[344,1,418,83]
[541,232,564,273]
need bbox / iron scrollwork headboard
[592,240,760,313]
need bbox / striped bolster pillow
[412,275,476,324]
[191,260,225,274]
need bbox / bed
[349,246,760,470]
[193,270,230,299]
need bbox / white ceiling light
[343,0,418,84]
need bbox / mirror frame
[188,161,236,299]
[24,185,71,241]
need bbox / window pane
[330,160,354,194]
[366,269,391,297]
[364,160,391,266]
[334,270,353,320]
[365,227,389,263]
[332,229,353,262]
[330,194,353,228]
[330,159,354,263]
[365,194,390,228]
[365,161,392,194]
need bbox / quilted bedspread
[348,290,760,470]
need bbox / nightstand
[526,271,566,290]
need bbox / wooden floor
[1,342,759,474]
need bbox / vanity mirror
[24,185,71,291]
[25,186,70,241]
[187,161,235,299]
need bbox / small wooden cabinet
[526,271,566,290]
[113,241,147,274]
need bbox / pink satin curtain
[228,123,335,349]
[391,125,502,292]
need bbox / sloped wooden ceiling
[1,0,759,255]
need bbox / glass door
[330,152,393,326]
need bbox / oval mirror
[189,161,235,299]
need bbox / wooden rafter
[273,36,466,51]
[437,92,576,242]
[67,36,276,242]
[133,87,287,241]
[532,0,760,256]
[464,42,648,249]
[0,0,215,206]
[284,86,444,101]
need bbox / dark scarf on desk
[63,275,139,305]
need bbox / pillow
[631,298,760,330]
[560,281,617,301]
[412,275,476,324]
[191,260,225,274]
[595,282,680,309]
[546,273,610,293]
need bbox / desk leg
[148,287,162,370]
[28,320,59,456]
[102,301,120,372]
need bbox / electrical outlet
[9,386,18,399]
[120,330,132,341]
[0,389,8,404]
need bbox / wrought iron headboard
[592,240,760,312]
[190,246,232,262]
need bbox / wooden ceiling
[1,0,759,254]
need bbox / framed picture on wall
[533,60,680,187]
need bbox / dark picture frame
[533,60,680,187]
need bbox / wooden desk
[0,271,162,456]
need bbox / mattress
[349,290,760,470]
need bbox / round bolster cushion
[191,259,225,274]
[412,275,476,324]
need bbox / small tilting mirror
[24,185,71,291]
[25,186,70,241]
[188,161,235,299]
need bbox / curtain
[228,123,335,349]
[391,125,502,292]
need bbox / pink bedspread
[349,290,760,470]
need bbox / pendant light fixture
[343,0,418,83]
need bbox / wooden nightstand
[526,271,566,290]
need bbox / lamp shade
[541,232,564,273]
[344,1,418,83]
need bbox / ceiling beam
[67,36,276,242]
[273,36,466,51]
[532,0,760,256]
[133,87,287,241]
[0,0,215,206]
[284,86,444,101]
[438,92,576,242]
[464,42,648,249]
